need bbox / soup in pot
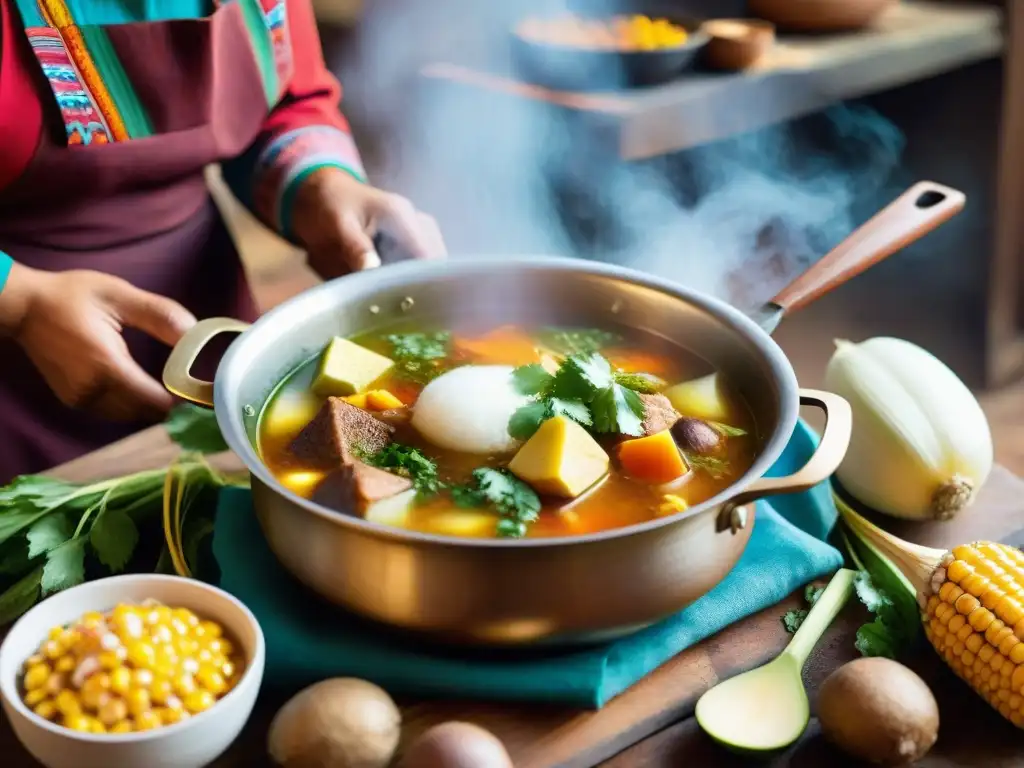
[258,324,760,539]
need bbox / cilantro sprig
[508,352,649,440]
[451,468,541,538]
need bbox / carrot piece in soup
[603,348,673,376]
[453,325,541,366]
[617,430,688,484]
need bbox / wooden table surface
[2,428,1023,766]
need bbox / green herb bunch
[508,352,662,440]
[0,405,244,626]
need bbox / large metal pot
[163,182,963,645]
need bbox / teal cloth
[213,420,843,709]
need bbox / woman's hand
[289,167,446,279]
[2,265,196,420]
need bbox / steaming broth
[258,324,759,539]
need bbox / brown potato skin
[818,657,939,766]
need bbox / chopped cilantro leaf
[508,401,551,441]
[449,468,541,538]
[683,453,730,479]
[613,372,666,394]
[511,364,553,396]
[387,332,451,384]
[548,397,591,426]
[537,328,621,357]
[804,584,825,606]
[783,609,808,633]
[364,443,444,498]
[708,421,748,437]
[591,384,644,436]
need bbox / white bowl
[0,574,265,768]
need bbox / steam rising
[339,3,908,304]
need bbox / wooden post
[988,0,1024,386]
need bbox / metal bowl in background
[509,15,710,91]
[163,182,964,647]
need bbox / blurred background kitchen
[208,0,1024,471]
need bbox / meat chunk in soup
[289,397,393,469]
[312,461,413,510]
[639,393,680,436]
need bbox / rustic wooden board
[2,427,1022,767]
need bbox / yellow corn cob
[840,503,1024,728]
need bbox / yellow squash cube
[508,416,609,498]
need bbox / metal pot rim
[214,256,801,548]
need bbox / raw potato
[818,657,939,766]
[663,373,729,421]
[508,415,609,498]
[312,337,395,397]
[268,678,401,768]
[399,722,513,768]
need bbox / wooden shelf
[421,1,1004,160]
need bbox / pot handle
[718,389,851,532]
[162,317,251,408]
[769,181,965,316]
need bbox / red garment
[0,0,364,479]
[0,0,365,233]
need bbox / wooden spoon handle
[770,181,965,315]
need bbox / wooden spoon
[694,568,857,754]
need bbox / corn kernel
[1001,635,1020,657]
[41,640,63,660]
[110,667,132,695]
[54,656,76,674]
[948,615,967,634]
[957,624,974,642]
[207,639,232,657]
[98,697,128,727]
[970,607,995,632]
[110,720,133,734]
[126,641,155,669]
[89,718,106,734]
[55,690,81,717]
[184,690,215,714]
[939,582,963,603]
[98,650,124,670]
[172,608,199,628]
[132,669,154,689]
[156,707,187,725]
[174,674,197,698]
[80,675,112,711]
[24,663,51,691]
[197,666,226,695]
[151,678,174,705]
[126,688,151,717]
[64,714,92,732]
[1007,663,1024,696]
[24,688,49,707]
[134,711,161,731]
[221,661,235,679]
[44,672,65,696]
[33,701,57,720]
[947,559,971,583]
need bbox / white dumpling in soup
[411,365,530,455]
